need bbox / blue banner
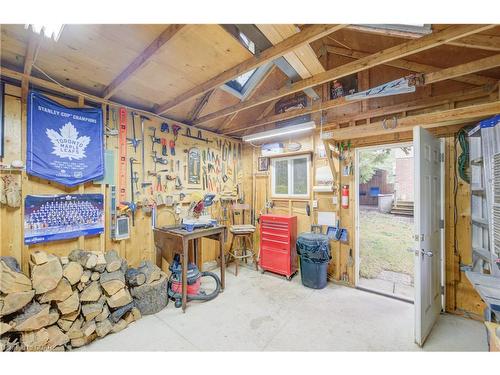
[24,194,104,244]
[27,90,104,186]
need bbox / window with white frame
[271,154,311,198]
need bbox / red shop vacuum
[167,254,221,308]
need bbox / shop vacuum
[167,254,221,308]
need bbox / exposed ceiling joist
[154,24,347,115]
[224,52,499,136]
[325,45,498,86]
[424,54,500,85]
[21,33,42,99]
[187,89,214,122]
[327,100,500,140]
[194,24,496,126]
[102,24,185,99]
[347,25,500,52]
[324,85,497,129]
[449,33,500,52]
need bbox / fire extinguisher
[341,185,349,209]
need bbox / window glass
[292,158,308,195]
[274,159,289,194]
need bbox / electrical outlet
[332,196,338,205]
[312,200,318,208]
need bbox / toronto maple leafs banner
[24,194,104,244]
[27,90,104,186]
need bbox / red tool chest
[259,214,297,280]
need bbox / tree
[359,149,393,184]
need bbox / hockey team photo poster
[27,90,104,186]
[24,194,104,245]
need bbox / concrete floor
[81,265,487,351]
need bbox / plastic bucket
[299,256,328,289]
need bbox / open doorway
[355,144,415,302]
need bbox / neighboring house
[394,148,414,202]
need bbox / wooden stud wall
[0,83,243,273]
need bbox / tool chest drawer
[259,215,297,279]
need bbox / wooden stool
[227,204,258,276]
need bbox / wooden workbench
[153,225,226,312]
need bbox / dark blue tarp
[296,233,331,263]
[27,90,104,186]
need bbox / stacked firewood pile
[0,250,168,351]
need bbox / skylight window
[25,24,64,41]
[225,30,258,94]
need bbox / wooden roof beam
[225,84,495,136]
[194,24,496,126]
[187,90,214,122]
[154,24,347,115]
[325,45,497,86]
[102,24,185,99]
[21,33,42,99]
[327,100,500,141]
[424,54,500,85]
[224,52,498,136]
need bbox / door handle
[420,249,433,257]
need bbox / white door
[414,126,442,346]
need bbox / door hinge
[439,219,444,229]
[440,153,445,163]
[441,285,445,295]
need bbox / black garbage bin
[296,233,331,289]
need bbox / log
[45,325,69,349]
[39,278,72,303]
[100,270,125,295]
[0,336,19,351]
[125,268,146,287]
[95,318,113,337]
[105,250,122,272]
[81,299,104,321]
[31,255,63,294]
[82,320,96,337]
[0,256,21,272]
[92,252,107,273]
[76,282,86,292]
[131,307,142,321]
[120,259,128,274]
[0,321,12,335]
[0,289,35,316]
[123,311,134,324]
[30,251,49,265]
[85,253,98,269]
[63,262,83,285]
[0,259,32,293]
[137,260,161,284]
[95,304,110,322]
[60,256,69,265]
[80,270,91,283]
[68,249,91,267]
[66,317,83,339]
[80,281,102,302]
[130,273,168,315]
[57,318,73,332]
[60,305,80,322]
[10,302,51,331]
[111,318,128,333]
[91,272,100,281]
[106,288,133,309]
[47,308,60,326]
[56,290,79,315]
[21,327,49,351]
[109,301,134,323]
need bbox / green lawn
[359,208,414,279]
